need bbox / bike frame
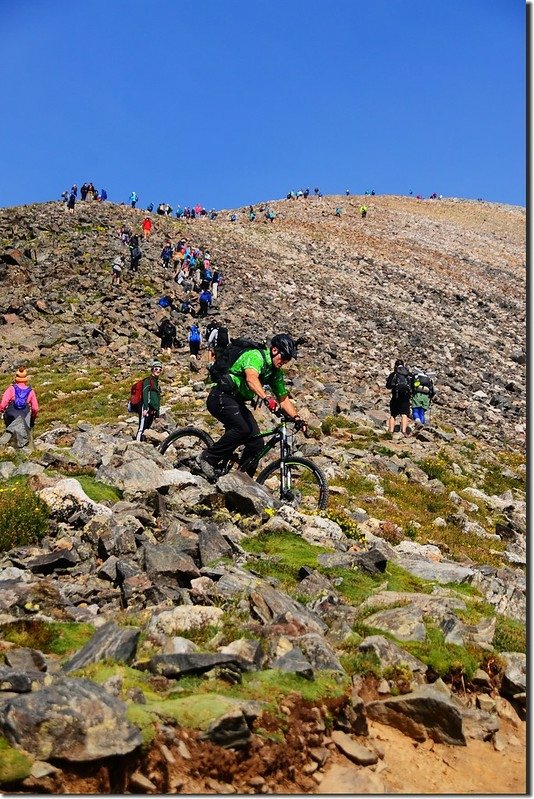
[229,418,292,474]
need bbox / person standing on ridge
[198,334,307,478]
[129,191,138,208]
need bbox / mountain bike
[158,414,329,510]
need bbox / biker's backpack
[13,384,32,410]
[390,365,411,398]
[208,337,265,385]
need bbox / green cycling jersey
[227,348,287,402]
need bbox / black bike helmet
[270,333,297,360]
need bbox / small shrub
[0,482,49,551]
[322,508,364,542]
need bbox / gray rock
[294,633,344,672]
[392,554,475,584]
[353,547,387,575]
[0,677,141,760]
[216,471,281,514]
[142,543,200,582]
[440,614,495,648]
[4,647,47,673]
[500,652,526,697]
[0,668,33,693]
[331,730,378,765]
[364,604,427,642]
[219,638,263,667]
[27,548,79,574]
[198,525,233,566]
[63,622,140,673]
[5,415,31,448]
[358,635,427,673]
[271,648,314,680]
[366,685,466,745]
[149,652,253,678]
[200,708,252,749]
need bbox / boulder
[63,622,140,673]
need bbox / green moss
[479,461,525,496]
[321,508,364,542]
[0,620,94,656]
[241,531,329,589]
[493,615,526,653]
[72,475,122,503]
[402,625,482,680]
[0,737,33,785]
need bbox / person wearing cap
[0,367,39,429]
[135,361,162,441]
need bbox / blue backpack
[189,325,201,342]
[14,385,31,410]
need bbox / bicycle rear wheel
[256,456,329,511]
[158,427,214,470]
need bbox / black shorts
[390,396,410,417]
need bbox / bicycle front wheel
[159,427,214,470]
[256,456,329,511]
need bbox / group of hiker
[62,182,107,210]
[386,359,436,435]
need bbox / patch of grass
[418,453,470,490]
[72,475,122,503]
[0,480,49,551]
[0,620,95,656]
[241,532,329,589]
[402,625,482,680]
[479,461,525,496]
[493,615,526,653]
[0,737,33,785]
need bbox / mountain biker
[198,334,307,478]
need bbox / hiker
[206,322,229,360]
[335,207,342,217]
[230,213,237,222]
[411,370,435,426]
[67,193,76,213]
[129,191,138,208]
[112,254,123,285]
[360,205,368,219]
[161,242,173,269]
[198,334,307,478]
[142,217,153,240]
[198,287,212,318]
[211,268,222,300]
[71,184,78,197]
[386,359,412,435]
[188,324,202,357]
[158,317,176,354]
[249,205,256,221]
[130,244,143,272]
[132,360,162,442]
[0,367,39,430]
[100,188,108,202]
[265,209,275,222]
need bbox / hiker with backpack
[129,191,138,209]
[158,317,177,354]
[188,324,202,357]
[0,367,39,431]
[360,204,368,219]
[211,269,222,300]
[111,254,124,286]
[411,370,436,426]
[197,334,307,479]
[206,322,229,360]
[386,359,412,435]
[161,242,173,269]
[129,240,142,272]
[130,360,162,442]
[198,287,212,318]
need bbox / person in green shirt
[200,334,307,478]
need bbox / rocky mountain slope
[0,195,526,794]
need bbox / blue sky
[1,0,526,209]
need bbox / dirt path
[317,718,527,794]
